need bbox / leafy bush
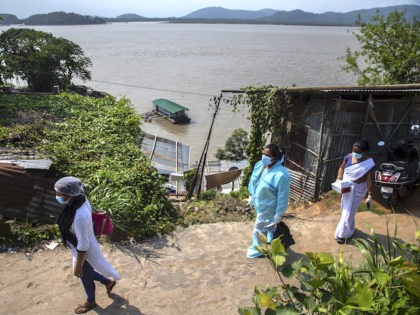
[180,195,253,226]
[240,227,420,314]
[214,128,248,161]
[200,189,218,201]
[6,221,60,247]
[229,185,249,200]
[0,93,179,240]
[0,28,91,91]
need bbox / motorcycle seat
[379,161,406,172]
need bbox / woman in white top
[335,140,375,244]
[55,176,121,314]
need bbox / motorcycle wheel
[387,191,399,209]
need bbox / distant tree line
[0,11,105,25]
[1,5,418,26]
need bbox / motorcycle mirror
[377,141,385,147]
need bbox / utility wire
[91,79,215,97]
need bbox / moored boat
[152,98,191,124]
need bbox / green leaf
[401,272,420,298]
[271,238,285,255]
[306,252,334,269]
[304,296,316,311]
[347,283,373,308]
[373,270,389,286]
[317,253,334,267]
[273,254,287,267]
[255,245,268,255]
[238,308,259,315]
[280,264,295,278]
[307,279,325,289]
[274,308,300,315]
[294,292,307,305]
[388,256,405,267]
[306,252,317,265]
[260,293,276,310]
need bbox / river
[3,22,360,161]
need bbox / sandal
[74,301,97,314]
[106,279,116,295]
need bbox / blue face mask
[262,154,272,166]
[352,151,363,159]
[56,195,69,204]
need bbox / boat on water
[152,98,191,124]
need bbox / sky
[2,0,419,19]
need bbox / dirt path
[1,200,418,315]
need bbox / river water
[4,22,360,161]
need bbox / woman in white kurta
[55,176,121,314]
[335,140,375,244]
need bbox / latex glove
[365,195,372,209]
[247,196,254,207]
[274,213,282,224]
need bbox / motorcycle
[374,123,420,207]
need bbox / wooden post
[150,133,158,159]
[175,139,179,197]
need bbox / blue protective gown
[247,159,291,258]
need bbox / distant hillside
[183,7,278,20]
[117,13,146,20]
[180,5,420,26]
[103,13,148,22]
[0,11,106,25]
[0,14,20,25]
[259,5,420,25]
[23,11,106,25]
[1,5,418,26]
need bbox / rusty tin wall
[0,163,63,223]
[286,92,420,202]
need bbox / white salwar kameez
[335,158,375,239]
[68,200,121,280]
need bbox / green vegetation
[0,12,105,26]
[240,227,420,314]
[24,11,106,25]
[358,203,386,215]
[227,86,292,186]
[0,28,92,92]
[7,221,60,247]
[179,194,253,226]
[342,10,420,85]
[0,93,179,240]
[215,128,248,161]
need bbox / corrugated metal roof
[0,162,62,223]
[0,159,52,170]
[287,84,420,95]
[289,169,316,203]
[152,99,189,114]
[222,84,420,95]
[138,132,190,175]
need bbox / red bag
[92,211,113,236]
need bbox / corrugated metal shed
[0,159,63,223]
[138,132,190,175]
[223,84,420,203]
[285,84,420,202]
[286,84,420,95]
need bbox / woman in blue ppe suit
[247,144,291,258]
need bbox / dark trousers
[81,260,110,302]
